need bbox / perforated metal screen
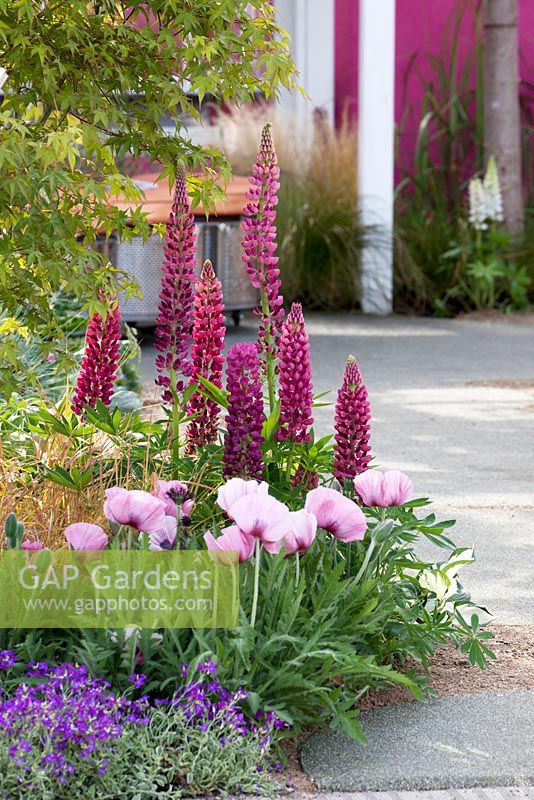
[96,221,259,324]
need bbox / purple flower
[241,122,284,367]
[186,259,226,453]
[277,302,313,443]
[128,673,147,689]
[72,295,122,417]
[0,650,17,670]
[0,660,149,786]
[333,355,372,483]
[197,660,217,675]
[223,343,264,481]
[154,169,197,402]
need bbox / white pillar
[358,0,396,314]
[276,0,334,125]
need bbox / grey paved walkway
[141,313,534,624]
[301,690,534,792]
[279,790,534,800]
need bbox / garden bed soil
[279,625,534,795]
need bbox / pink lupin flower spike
[186,260,226,454]
[241,122,284,407]
[71,295,121,416]
[277,302,313,443]
[223,342,264,481]
[332,355,372,483]
[154,169,197,402]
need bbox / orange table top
[113,172,248,224]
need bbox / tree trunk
[483,0,524,235]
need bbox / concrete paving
[301,690,534,792]
[141,313,534,624]
[280,788,534,800]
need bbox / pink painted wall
[335,0,534,173]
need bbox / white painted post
[358,0,396,314]
[276,0,335,125]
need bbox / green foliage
[438,223,532,313]
[3,513,24,549]
[0,299,141,402]
[0,0,296,352]
[394,0,534,313]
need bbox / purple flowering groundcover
[0,654,284,798]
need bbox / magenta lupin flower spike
[241,122,284,409]
[223,342,264,481]
[154,169,197,402]
[277,302,313,443]
[72,297,122,416]
[185,260,226,454]
[332,355,372,483]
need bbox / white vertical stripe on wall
[358,0,395,314]
[276,0,334,124]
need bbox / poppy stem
[250,539,261,629]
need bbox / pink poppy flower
[228,492,292,554]
[354,469,414,507]
[274,509,317,555]
[147,517,177,551]
[216,478,269,517]
[104,488,166,532]
[153,480,194,520]
[21,540,45,551]
[304,487,367,543]
[204,525,256,564]
[352,469,384,507]
[65,523,108,550]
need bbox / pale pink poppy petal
[353,469,384,507]
[181,498,194,519]
[229,493,290,548]
[21,540,45,551]
[204,525,255,564]
[270,509,317,555]
[65,523,108,551]
[304,487,366,543]
[104,488,166,532]
[216,478,269,517]
[378,470,414,507]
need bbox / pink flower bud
[154,170,197,401]
[72,297,121,417]
[186,260,226,453]
[333,355,372,483]
[277,303,313,443]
